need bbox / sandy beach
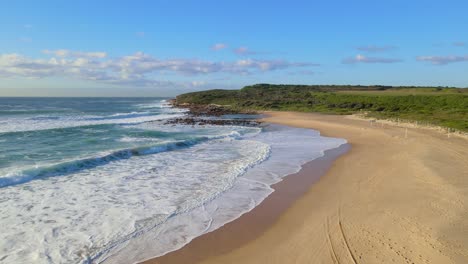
[147,111,468,264]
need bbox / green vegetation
[176,84,468,131]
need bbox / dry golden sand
[148,112,468,264]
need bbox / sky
[1,0,467,97]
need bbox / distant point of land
[175,84,468,132]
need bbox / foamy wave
[0,122,347,264]
[86,112,153,120]
[136,100,171,109]
[0,131,246,189]
[118,136,160,143]
[0,134,271,264]
[0,112,185,133]
[96,125,347,264]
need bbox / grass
[176,84,468,132]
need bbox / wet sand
[146,112,468,264]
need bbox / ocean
[0,97,346,263]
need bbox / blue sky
[1,0,467,96]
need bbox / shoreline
[143,137,350,264]
[145,111,468,264]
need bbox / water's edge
[85,119,347,263]
[144,142,350,264]
[145,142,350,263]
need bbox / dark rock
[163,117,261,127]
[169,100,256,117]
[164,99,261,127]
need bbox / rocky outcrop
[170,99,256,117]
[164,117,261,126]
[165,99,260,126]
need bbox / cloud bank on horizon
[0,49,316,88]
[2,46,465,85]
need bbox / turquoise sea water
[0,97,346,264]
[0,98,188,187]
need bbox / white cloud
[0,50,315,86]
[42,49,107,58]
[342,54,403,64]
[416,55,468,65]
[211,43,227,51]
[136,32,145,37]
[231,58,312,72]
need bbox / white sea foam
[117,136,160,143]
[136,100,180,110]
[0,112,185,133]
[0,123,346,264]
[0,126,268,264]
[96,125,347,264]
